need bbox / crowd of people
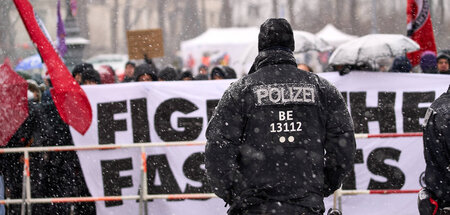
[0,54,240,214]
[1,17,449,215]
[0,49,449,214]
[71,57,238,87]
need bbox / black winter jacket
[205,49,356,213]
[423,85,450,205]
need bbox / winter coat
[423,85,450,205]
[205,48,356,214]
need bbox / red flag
[13,0,92,135]
[0,64,29,146]
[406,0,437,66]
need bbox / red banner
[13,0,92,135]
[0,64,29,146]
[406,0,437,66]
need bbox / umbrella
[0,64,29,146]
[328,34,420,65]
[14,54,43,71]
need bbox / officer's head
[258,18,295,52]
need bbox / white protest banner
[71,72,450,215]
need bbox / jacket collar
[248,49,297,74]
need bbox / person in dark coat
[205,18,356,215]
[419,85,450,214]
[135,64,158,82]
[158,66,178,81]
[389,56,412,73]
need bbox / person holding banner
[205,18,356,215]
[419,85,450,215]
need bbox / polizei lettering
[253,83,317,106]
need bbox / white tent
[316,24,358,48]
[180,27,259,77]
[181,27,331,77]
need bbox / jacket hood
[389,56,412,73]
[258,18,295,52]
[134,64,158,81]
[158,66,178,81]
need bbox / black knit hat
[210,66,226,79]
[72,63,94,77]
[134,64,158,81]
[81,68,101,84]
[158,66,178,81]
[258,18,295,52]
[179,70,193,80]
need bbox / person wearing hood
[158,66,178,81]
[211,66,237,80]
[223,66,237,79]
[437,53,450,74]
[135,64,158,82]
[210,66,227,80]
[205,18,355,215]
[179,70,194,81]
[389,56,412,73]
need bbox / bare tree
[110,0,119,53]
[272,0,278,18]
[124,1,144,31]
[77,0,89,39]
[181,0,202,40]
[287,0,296,28]
[335,0,344,28]
[318,0,332,31]
[349,0,358,35]
[201,0,207,31]
[157,0,165,33]
[220,0,232,27]
[0,1,16,61]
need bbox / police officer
[205,18,356,215]
[419,85,450,215]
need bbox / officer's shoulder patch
[252,83,317,106]
[423,108,435,127]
